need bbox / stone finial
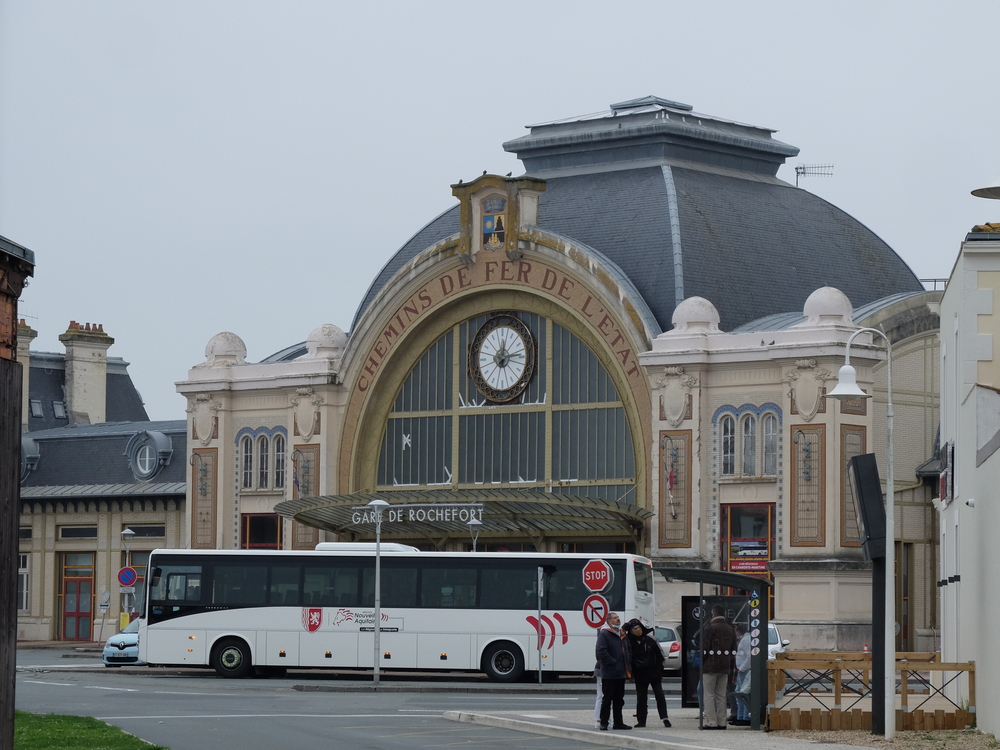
[798,287,854,327]
[304,324,347,359]
[200,332,247,367]
[663,296,721,335]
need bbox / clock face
[469,314,536,402]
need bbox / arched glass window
[241,436,253,488]
[257,436,270,489]
[136,444,156,476]
[762,414,778,475]
[377,312,636,506]
[721,416,735,475]
[742,416,756,475]
[274,434,286,489]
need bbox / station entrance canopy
[275,489,653,546]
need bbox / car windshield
[120,619,139,635]
[768,625,778,644]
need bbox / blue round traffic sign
[118,567,138,586]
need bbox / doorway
[60,552,94,640]
[721,504,775,617]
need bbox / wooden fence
[767,651,976,731]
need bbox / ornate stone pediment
[291,387,324,441]
[785,359,831,422]
[187,393,220,446]
[654,367,698,427]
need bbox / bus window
[633,561,653,594]
[150,565,202,603]
[270,565,300,606]
[480,565,537,610]
[421,565,476,608]
[304,560,363,607]
[361,564,417,608]
[547,561,625,611]
[214,563,267,606]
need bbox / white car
[768,622,790,659]
[654,623,682,672]
[102,618,143,667]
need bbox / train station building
[174,96,940,650]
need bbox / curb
[443,711,723,750]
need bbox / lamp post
[366,498,389,688]
[467,518,482,552]
[826,327,894,738]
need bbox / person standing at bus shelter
[700,605,736,730]
[624,618,671,728]
[595,612,632,730]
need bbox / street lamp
[467,518,482,552]
[367,498,389,688]
[826,327,894,739]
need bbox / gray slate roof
[351,164,921,334]
[26,352,149,431]
[22,420,186,488]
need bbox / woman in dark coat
[625,619,671,728]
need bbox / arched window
[722,416,735,475]
[241,436,253,488]
[742,416,756,475]
[257,436,270,489]
[377,312,636,507]
[274,434,285,489]
[762,413,778,475]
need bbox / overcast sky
[2,1,998,421]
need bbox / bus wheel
[482,641,524,683]
[211,638,253,678]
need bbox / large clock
[469,313,536,402]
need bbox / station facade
[176,97,940,649]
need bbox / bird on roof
[506,172,512,177]
[483,170,487,175]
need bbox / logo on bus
[302,607,323,633]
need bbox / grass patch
[15,711,167,750]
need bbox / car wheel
[211,637,253,678]
[482,641,524,683]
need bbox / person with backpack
[624,619,671,728]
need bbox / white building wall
[939,236,1000,736]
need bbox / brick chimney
[16,320,37,431]
[58,321,114,425]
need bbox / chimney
[58,321,114,425]
[17,319,37,431]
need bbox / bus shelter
[656,567,773,731]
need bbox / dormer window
[52,401,67,419]
[29,400,43,418]
[124,431,173,481]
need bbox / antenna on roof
[795,164,834,188]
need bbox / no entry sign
[583,594,609,628]
[582,559,613,593]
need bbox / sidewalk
[444,707,870,750]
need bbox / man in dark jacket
[701,605,736,729]
[595,612,632,730]
[625,619,671,728]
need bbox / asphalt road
[16,651,683,749]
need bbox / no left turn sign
[583,594,609,628]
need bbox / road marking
[85,686,139,692]
[22,680,75,686]
[97,713,449,721]
[153,691,240,696]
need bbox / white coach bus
[137,545,654,681]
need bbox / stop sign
[582,559,613,593]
